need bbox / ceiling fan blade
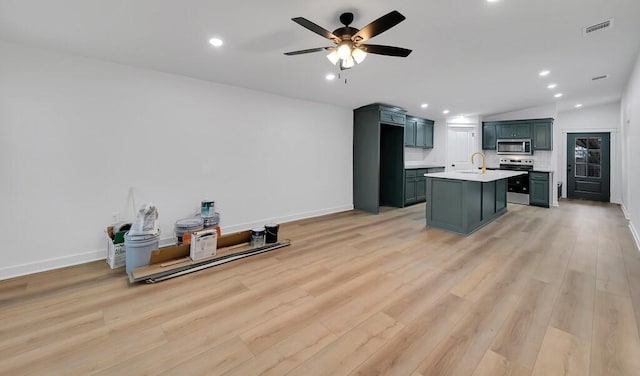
[291,17,341,43]
[352,10,406,42]
[359,44,412,57]
[284,47,329,56]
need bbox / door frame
[561,128,619,202]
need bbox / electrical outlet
[112,212,119,223]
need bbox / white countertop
[425,169,527,182]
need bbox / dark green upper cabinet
[497,123,532,139]
[482,123,496,150]
[416,119,427,148]
[405,117,416,146]
[532,120,553,150]
[380,109,406,126]
[405,116,434,149]
[483,118,553,151]
[423,122,434,148]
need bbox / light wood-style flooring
[2,200,640,375]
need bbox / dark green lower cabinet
[405,167,443,206]
[529,171,550,207]
[405,177,417,205]
[426,177,508,235]
[416,178,426,201]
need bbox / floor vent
[584,19,614,34]
[592,75,608,81]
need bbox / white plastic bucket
[125,231,160,274]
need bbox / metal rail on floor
[141,240,292,283]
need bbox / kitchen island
[425,170,527,235]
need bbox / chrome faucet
[471,152,487,174]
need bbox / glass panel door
[567,132,610,202]
[574,136,601,178]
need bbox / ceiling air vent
[584,19,614,35]
[592,75,608,81]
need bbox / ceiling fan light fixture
[337,43,352,60]
[341,57,355,69]
[326,50,339,65]
[352,48,367,64]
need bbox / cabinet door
[496,124,515,138]
[532,121,553,150]
[496,123,532,139]
[416,121,426,148]
[405,118,416,147]
[529,173,550,207]
[496,178,507,211]
[380,110,406,126]
[416,178,427,201]
[482,123,496,149]
[424,123,434,148]
[405,178,417,204]
[515,124,532,138]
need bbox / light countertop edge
[424,170,527,182]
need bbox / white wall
[555,101,621,203]
[0,41,353,279]
[621,52,640,250]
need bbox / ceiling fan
[284,10,412,70]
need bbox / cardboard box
[190,229,217,261]
[106,230,126,269]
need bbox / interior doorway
[447,127,477,171]
[567,132,610,202]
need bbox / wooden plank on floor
[548,269,595,342]
[490,278,558,369]
[285,312,404,376]
[531,327,589,376]
[590,291,640,376]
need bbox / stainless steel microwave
[496,139,533,155]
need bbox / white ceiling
[1,0,639,118]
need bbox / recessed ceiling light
[554,93,563,98]
[443,110,450,114]
[208,38,223,47]
[547,83,557,89]
[575,104,583,108]
[486,0,499,2]
[421,103,428,108]
[325,73,336,80]
[539,70,551,77]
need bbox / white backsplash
[483,150,553,170]
[404,147,445,167]
[404,147,424,162]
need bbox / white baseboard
[0,250,105,281]
[621,203,631,220]
[629,220,640,253]
[220,204,354,235]
[0,204,354,281]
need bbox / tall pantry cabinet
[353,104,406,214]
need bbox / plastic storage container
[124,231,160,274]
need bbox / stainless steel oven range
[498,158,534,205]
